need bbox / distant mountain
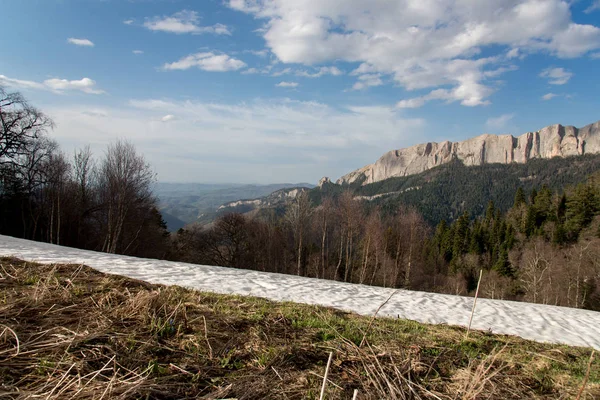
[190,186,312,226]
[215,187,308,215]
[314,153,600,225]
[155,182,315,225]
[160,210,187,232]
[163,120,600,228]
[338,120,600,185]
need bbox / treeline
[0,86,169,258]
[172,192,433,288]
[172,180,600,311]
[434,179,600,309]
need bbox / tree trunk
[297,229,303,276]
[404,220,415,288]
[321,220,327,279]
[360,235,370,284]
[56,191,61,246]
[334,229,344,281]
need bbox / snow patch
[1,235,598,350]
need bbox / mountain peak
[337,120,600,186]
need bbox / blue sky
[1,0,600,184]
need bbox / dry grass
[0,257,599,399]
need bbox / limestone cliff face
[337,120,600,185]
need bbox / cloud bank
[229,0,600,106]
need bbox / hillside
[155,182,314,225]
[314,154,600,224]
[197,186,311,224]
[338,120,600,185]
[203,155,600,228]
[1,257,599,399]
[2,234,600,349]
[160,210,187,232]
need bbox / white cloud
[133,50,144,55]
[506,48,521,59]
[592,52,600,59]
[270,66,343,78]
[123,19,134,25]
[81,109,109,118]
[67,38,94,47]
[242,68,259,74]
[247,49,269,57]
[296,66,343,78]
[44,78,104,94]
[276,81,299,88]
[396,66,495,108]
[396,98,427,109]
[46,98,425,183]
[228,0,600,107]
[0,75,45,90]
[586,1,600,14]
[351,74,383,90]
[539,67,573,85]
[0,75,104,94]
[161,114,175,122]
[272,67,293,77]
[162,52,247,72]
[542,93,558,100]
[143,10,231,35]
[548,24,600,58]
[242,66,275,75]
[485,114,515,131]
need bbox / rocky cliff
[337,120,600,185]
[218,187,307,211]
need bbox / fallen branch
[466,270,483,339]
[319,351,334,400]
[575,350,595,400]
[0,324,20,357]
[360,290,398,347]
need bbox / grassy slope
[0,257,598,399]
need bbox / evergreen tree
[556,193,567,223]
[452,212,470,260]
[485,200,495,224]
[493,245,513,277]
[565,181,600,239]
[524,205,536,237]
[553,223,567,245]
[505,224,516,249]
[533,185,554,226]
[530,188,538,204]
[514,187,526,207]
[469,219,485,254]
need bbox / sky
[1,0,600,184]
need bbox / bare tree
[285,190,312,276]
[315,196,334,279]
[212,213,250,268]
[99,140,155,254]
[73,146,95,207]
[336,191,363,282]
[72,146,97,246]
[359,211,382,284]
[0,86,53,167]
[18,137,59,240]
[402,207,427,288]
[45,151,70,245]
[520,240,550,304]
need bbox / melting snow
[1,234,599,350]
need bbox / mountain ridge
[337,120,600,185]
